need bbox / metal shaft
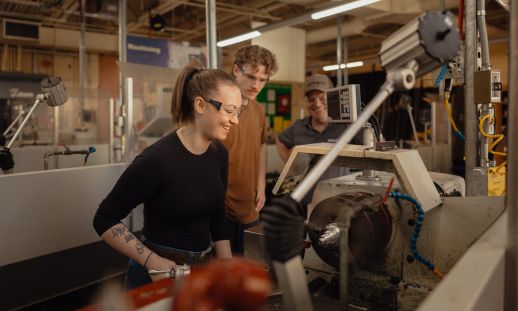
[464,0,477,195]
[273,257,314,311]
[431,100,436,171]
[126,77,134,232]
[337,16,343,87]
[53,106,59,168]
[362,124,376,178]
[6,98,42,149]
[291,80,395,202]
[79,0,86,127]
[206,0,218,69]
[109,98,114,163]
[343,36,348,86]
[124,77,134,161]
[118,0,127,157]
[476,0,491,71]
[3,109,24,136]
[480,104,490,166]
[407,106,420,145]
[477,0,491,168]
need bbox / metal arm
[2,109,25,138]
[6,94,46,149]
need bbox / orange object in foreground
[173,258,272,311]
[79,278,174,311]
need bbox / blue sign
[127,36,169,67]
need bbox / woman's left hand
[146,254,177,281]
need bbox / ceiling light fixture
[323,61,365,71]
[311,0,381,20]
[216,0,380,48]
[217,31,262,47]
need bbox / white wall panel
[0,163,127,266]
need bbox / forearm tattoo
[111,226,125,238]
[125,234,135,243]
[135,241,145,254]
[111,224,142,253]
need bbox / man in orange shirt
[221,45,278,254]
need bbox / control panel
[326,84,361,123]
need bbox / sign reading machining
[127,36,207,69]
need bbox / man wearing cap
[276,74,361,208]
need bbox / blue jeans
[125,259,152,290]
[227,218,259,255]
[125,236,213,290]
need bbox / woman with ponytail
[93,62,241,289]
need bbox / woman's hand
[146,253,177,281]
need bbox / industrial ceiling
[0,0,510,71]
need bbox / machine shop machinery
[268,143,498,310]
[262,11,505,310]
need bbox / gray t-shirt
[278,117,361,148]
[278,117,362,211]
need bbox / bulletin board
[256,83,292,132]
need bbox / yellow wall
[489,42,509,90]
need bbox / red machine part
[173,258,271,311]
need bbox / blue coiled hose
[389,191,437,272]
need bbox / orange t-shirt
[220,99,267,224]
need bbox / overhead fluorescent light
[323,64,340,71]
[344,61,364,68]
[217,31,261,47]
[323,61,364,71]
[311,0,381,20]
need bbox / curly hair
[233,45,279,76]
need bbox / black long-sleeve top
[93,131,229,252]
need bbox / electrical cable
[370,119,381,142]
[434,64,448,87]
[433,181,448,197]
[389,191,444,280]
[479,114,507,173]
[361,103,382,142]
[370,113,382,141]
[382,176,395,204]
[445,92,465,140]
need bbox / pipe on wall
[464,0,479,195]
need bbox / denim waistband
[140,235,213,264]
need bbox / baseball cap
[304,74,333,95]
